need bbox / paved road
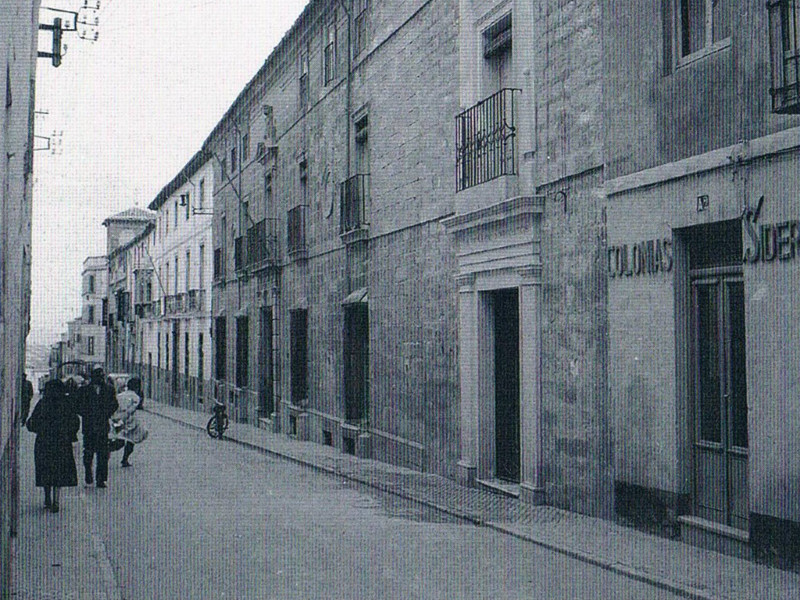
[77,412,683,600]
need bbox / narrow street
[17,411,684,600]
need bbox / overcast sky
[31,0,308,347]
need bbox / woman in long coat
[26,379,80,512]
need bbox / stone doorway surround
[443,195,545,504]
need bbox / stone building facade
[0,1,41,593]
[604,0,800,565]
[207,0,461,472]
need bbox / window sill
[675,38,731,70]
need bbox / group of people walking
[24,367,148,513]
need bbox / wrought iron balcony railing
[340,174,369,235]
[187,289,206,312]
[455,88,519,192]
[247,218,279,269]
[769,0,800,113]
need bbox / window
[185,192,190,220]
[185,250,191,291]
[236,316,249,388]
[215,317,227,381]
[199,244,205,288]
[88,304,95,324]
[290,309,308,404]
[299,51,309,112]
[674,0,731,63]
[174,255,179,294]
[266,172,273,205]
[242,133,249,162]
[157,331,161,369]
[221,156,227,179]
[88,274,96,293]
[166,207,169,234]
[198,178,205,210]
[231,145,237,173]
[768,0,800,113]
[353,0,369,56]
[324,19,337,84]
[175,200,179,227]
[87,337,95,356]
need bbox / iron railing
[247,218,278,268]
[455,88,519,192]
[287,205,307,255]
[768,0,800,113]
[340,174,369,235]
[187,289,206,312]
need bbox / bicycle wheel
[206,415,220,438]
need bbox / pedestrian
[78,367,118,488]
[25,379,80,512]
[21,373,33,424]
[110,377,148,467]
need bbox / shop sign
[742,199,800,263]
[608,238,673,277]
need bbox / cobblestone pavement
[146,400,800,600]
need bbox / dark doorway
[215,317,227,382]
[493,288,520,482]
[344,303,369,423]
[236,316,249,389]
[258,307,274,417]
[686,219,748,530]
[290,309,308,405]
[172,321,180,399]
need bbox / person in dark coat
[78,367,118,488]
[25,379,80,512]
[21,373,33,424]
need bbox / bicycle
[206,400,229,439]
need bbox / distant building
[76,256,107,366]
[103,208,156,373]
[0,0,41,590]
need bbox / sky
[31,0,309,347]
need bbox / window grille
[769,0,800,113]
[455,88,519,192]
[340,174,369,234]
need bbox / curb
[146,407,719,600]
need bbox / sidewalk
[146,400,799,600]
[12,428,121,600]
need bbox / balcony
[768,0,800,113]
[247,218,279,271]
[287,205,308,260]
[186,289,206,312]
[340,174,369,240]
[455,88,519,192]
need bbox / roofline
[148,148,213,212]
[201,0,321,150]
[108,221,155,260]
[101,210,156,227]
